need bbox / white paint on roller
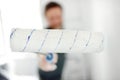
[10,28,104,53]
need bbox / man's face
[45,7,62,29]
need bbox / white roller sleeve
[10,28,104,53]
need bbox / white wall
[91,0,120,80]
[0,9,6,65]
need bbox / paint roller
[10,28,104,54]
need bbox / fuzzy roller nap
[10,28,104,53]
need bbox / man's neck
[49,25,62,29]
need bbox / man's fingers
[38,53,58,72]
[39,63,57,72]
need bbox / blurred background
[0,0,120,80]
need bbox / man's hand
[38,53,58,72]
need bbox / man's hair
[45,2,62,13]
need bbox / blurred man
[38,2,66,80]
